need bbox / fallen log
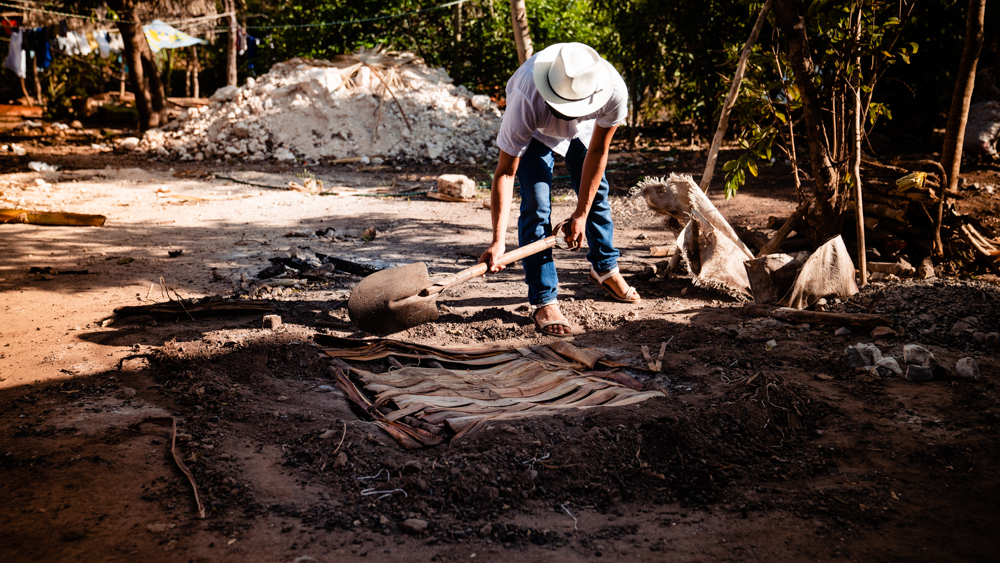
[756,202,808,257]
[743,303,895,327]
[0,209,106,227]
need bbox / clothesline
[0,0,468,32]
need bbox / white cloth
[108,32,124,54]
[496,53,628,157]
[4,30,25,78]
[73,31,91,56]
[95,31,110,58]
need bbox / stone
[950,317,979,335]
[918,256,935,279]
[479,524,493,537]
[119,137,140,151]
[972,332,987,346]
[874,357,902,375]
[835,327,851,336]
[332,452,348,468]
[903,344,934,365]
[262,315,282,329]
[274,147,296,161]
[905,364,934,382]
[871,326,898,339]
[232,121,250,138]
[210,85,240,102]
[402,518,428,534]
[986,332,1000,350]
[70,120,83,129]
[521,469,538,483]
[437,174,477,199]
[478,486,500,501]
[956,358,980,380]
[846,343,882,368]
[471,95,492,111]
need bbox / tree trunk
[226,0,238,87]
[510,0,533,66]
[773,0,843,244]
[114,1,167,131]
[936,0,986,256]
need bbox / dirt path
[1,140,999,562]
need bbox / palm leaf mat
[316,335,666,448]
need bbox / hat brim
[532,44,615,118]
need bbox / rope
[0,0,468,30]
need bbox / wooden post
[699,0,773,193]
[850,6,867,286]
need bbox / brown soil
[2,125,999,562]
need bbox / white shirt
[496,53,629,157]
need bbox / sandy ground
[1,132,999,562]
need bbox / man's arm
[565,124,618,249]
[479,149,520,272]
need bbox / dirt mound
[141,51,502,164]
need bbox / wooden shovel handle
[421,234,560,297]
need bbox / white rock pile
[140,54,502,164]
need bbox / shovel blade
[347,262,440,334]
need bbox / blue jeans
[517,137,620,306]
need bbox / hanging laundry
[73,31,91,56]
[245,34,258,75]
[59,19,68,37]
[85,31,99,52]
[24,28,52,69]
[4,30,25,78]
[108,32,124,54]
[237,26,247,55]
[95,31,111,59]
[142,20,206,53]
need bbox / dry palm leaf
[321,338,663,448]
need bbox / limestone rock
[437,174,477,199]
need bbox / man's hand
[479,241,507,272]
[564,212,586,251]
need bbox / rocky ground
[1,123,999,562]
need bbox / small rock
[835,327,851,336]
[765,339,777,351]
[918,257,936,279]
[950,321,972,334]
[119,137,140,151]
[846,343,882,368]
[262,315,282,329]
[521,469,538,483]
[332,452,348,468]
[905,364,934,382]
[470,95,492,111]
[871,326,898,339]
[437,174,477,199]
[972,332,987,346]
[146,523,169,533]
[115,388,138,399]
[479,524,493,537]
[478,486,500,501]
[955,358,980,380]
[986,332,999,350]
[903,344,934,365]
[402,518,428,534]
[874,357,903,375]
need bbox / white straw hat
[532,42,615,118]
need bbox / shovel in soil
[348,221,570,334]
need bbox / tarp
[143,20,206,53]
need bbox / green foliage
[722,0,917,198]
[43,54,118,120]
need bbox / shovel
[348,220,570,334]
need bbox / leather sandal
[531,305,575,337]
[589,267,640,303]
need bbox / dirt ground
[2,124,999,563]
